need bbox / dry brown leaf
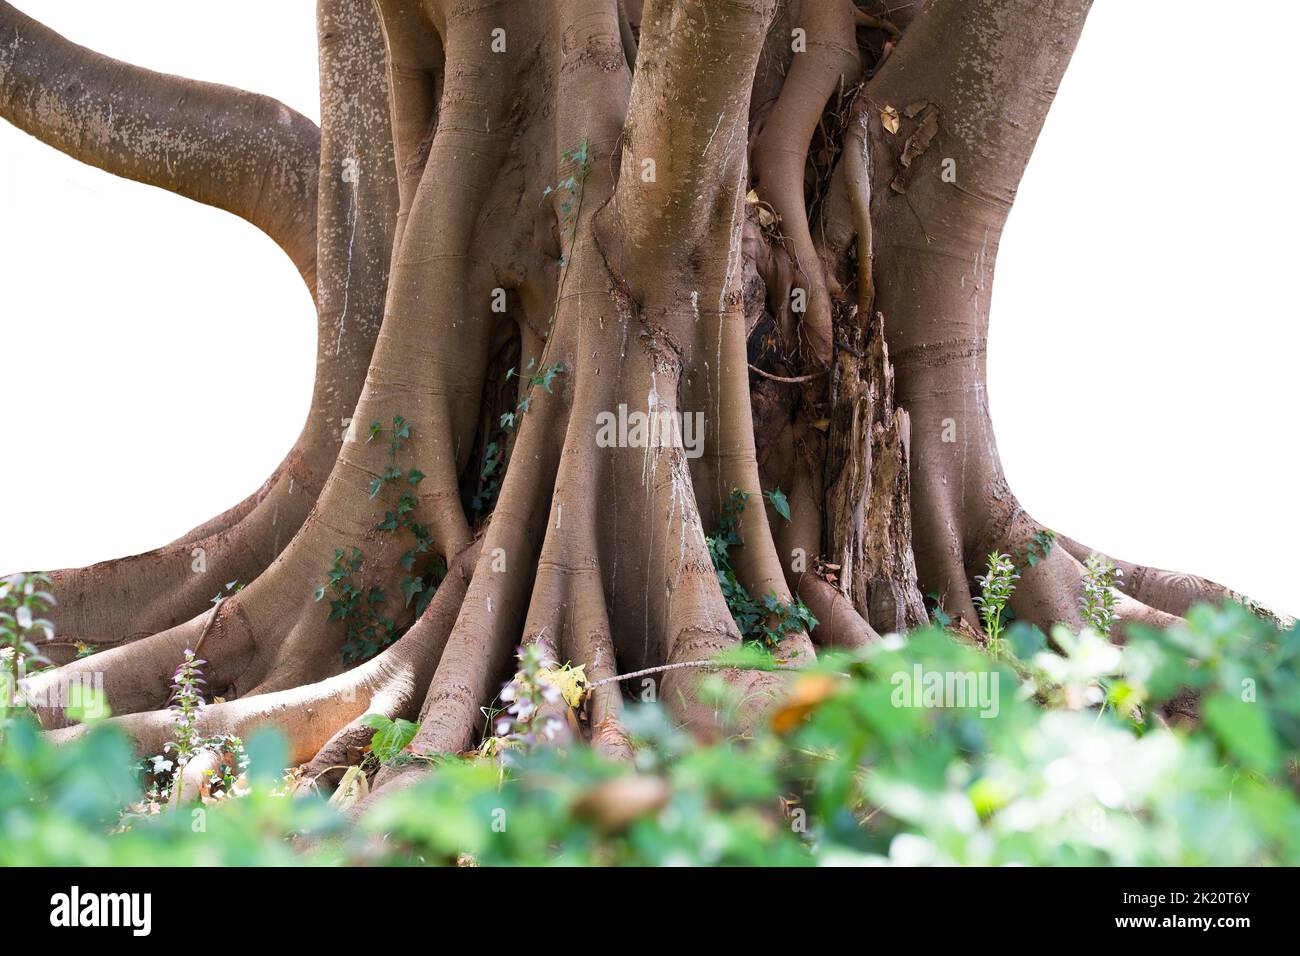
[881,105,901,135]
[771,673,840,735]
[747,189,777,227]
[573,775,670,832]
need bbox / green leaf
[764,488,791,522]
[361,713,420,763]
[1204,692,1281,775]
[246,728,289,785]
[64,684,111,724]
[400,576,425,607]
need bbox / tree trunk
[5,0,1251,792]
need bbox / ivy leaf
[400,576,425,608]
[414,584,438,618]
[537,363,564,393]
[764,488,791,522]
[407,468,425,485]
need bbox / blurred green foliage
[1,603,1296,866]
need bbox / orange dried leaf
[771,673,839,734]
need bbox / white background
[1,1,1296,614]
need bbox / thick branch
[611,0,774,261]
[866,0,1094,280]
[863,0,1094,361]
[0,1,320,292]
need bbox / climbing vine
[315,416,444,663]
[706,490,817,649]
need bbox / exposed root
[42,459,320,662]
[50,548,474,777]
[1056,534,1292,625]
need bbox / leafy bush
[0,604,1296,866]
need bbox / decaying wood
[824,311,926,634]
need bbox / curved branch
[0,1,320,292]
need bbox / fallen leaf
[881,105,901,134]
[771,673,840,734]
[328,765,370,810]
[537,663,589,708]
[747,189,777,227]
[573,775,670,831]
